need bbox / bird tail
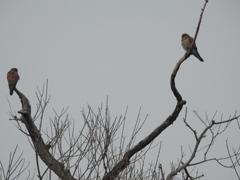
[9,84,14,95]
[193,50,204,62]
[196,55,204,62]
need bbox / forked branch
[14,86,76,180]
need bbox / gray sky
[1,0,240,179]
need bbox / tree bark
[15,88,76,180]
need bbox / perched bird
[7,68,20,95]
[181,33,204,62]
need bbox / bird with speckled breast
[7,68,20,95]
[181,33,204,62]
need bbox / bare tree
[3,0,240,179]
[0,146,30,180]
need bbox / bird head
[11,68,18,72]
[182,33,189,39]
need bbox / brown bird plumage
[181,33,204,62]
[7,68,20,95]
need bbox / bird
[7,68,20,95]
[181,33,204,62]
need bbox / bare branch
[14,85,76,180]
[226,140,240,179]
[0,146,29,180]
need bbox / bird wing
[189,36,198,50]
[7,71,19,84]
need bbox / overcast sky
[1,0,240,179]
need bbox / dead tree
[3,0,240,179]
